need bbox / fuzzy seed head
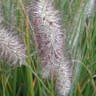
[0,27,26,66]
[0,2,26,66]
[30,0,72,96]
[56,60,72,96]
[30,0,65,78]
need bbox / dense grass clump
[0,0,96,96]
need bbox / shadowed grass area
[0,0,96,96]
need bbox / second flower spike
[0,3,26,66]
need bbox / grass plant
[0,0,96,96]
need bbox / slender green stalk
[25,7,34,96]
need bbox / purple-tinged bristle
[29,0,72,95]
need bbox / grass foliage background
[0,0,96,96]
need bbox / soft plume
[0,3,26,66]
[29,0,72,95]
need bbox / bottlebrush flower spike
[0,4,26,66]
[29,0,72,96]
[0,27,26,66]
